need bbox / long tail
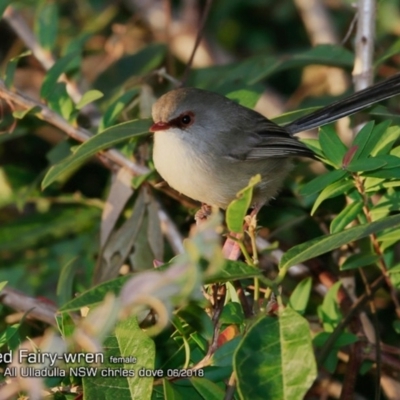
[285,73,400,134]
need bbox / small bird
[150,74,400,212]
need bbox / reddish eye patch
[169,111,195,130]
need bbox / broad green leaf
[76,90,104,110]
[226,174,261,233]
[375,154,400,169]
[346,158,387,172]
[340,253,380,271]
[280,214,400,271]
[311,179,354,215]
[83,317,154,400]
[163,379,184,400]
[46,82,75,120]
[319,125,347,167]
[212,336,241,367]
[42,119,151,189]
[58,275,131,313]
[206,260,262,283]
[226,89,260,108]
[100,89,139,131]
[313,331,357,372]
[300,169,347,197]
[40,52,78,99]
[330,202,363,233]
[35,0,58,51]
[191,378,225,400]
[352,121,390,161]
[288,277,312,314]
[318,281,342,332]
[234,308,316,400]
[363,168,400,179]
[370,191,400,220]
[4,50,31,88]
[371,126,400,156]
[220,302,245,325]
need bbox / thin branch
[180,0,213,85]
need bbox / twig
[180,0,213,85]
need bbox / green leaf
[330,202,363,234]
[300,169,347,197]
[318,281,342,332]
[191,378,225,400]
[212,336,241,367]
[206,260,262,283]
[42,119,151,189]
[363,168,400,179]
[346,158,387,172]
[58,275,131,313]
[12,106,42,119]
[234,308,317,400]
[311,179,354,215]
[226,89,260,108]
[340,253,380,271]
[100,89,139,131]
[352,121,390,161]
[46,82,75,120]
[371,126,400,156]
[226,174,261,233]
[376,154,400,169]
[35,0,58,51]
[220,302,245,325]
[76,90,104,110]
[57,257,80,305]
[280,214,400,272]
[4,50,32,88]
[163,379,184,400]
[83,317,154,400]
[288,277,312,314]
[299,138,324,158]
[319,124,347,167]
[0,281,7,292]
[40,52,79,99]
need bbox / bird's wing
[226,117,315,160]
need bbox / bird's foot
[195,204,212,224]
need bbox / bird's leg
[195,203,213,224]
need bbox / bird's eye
[181,114,192,125]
